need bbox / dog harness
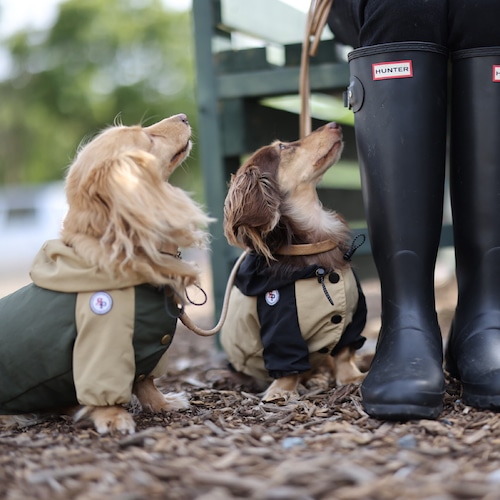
[220,253,366,381]
[0,240,178,414]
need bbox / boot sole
[446,362,500,409]
[462,391,500,410]
[362,402,443,421]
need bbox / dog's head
[224,122,348,265]
[61,114,211,290]
[65,114,192,204]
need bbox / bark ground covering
[2,276,500,500]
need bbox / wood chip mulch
[2,277,500,500]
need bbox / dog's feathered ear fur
[62,149,211,289]
[224,164,281,262]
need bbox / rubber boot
[445,48,500,409]
[346,42,448,420]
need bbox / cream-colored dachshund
[0,114,211,434]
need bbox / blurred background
[0,0,313,299]
[0,0,209,296]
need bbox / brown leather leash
[179,249,249,337]
[300,0,334,138]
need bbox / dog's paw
[303,371,331,391]
[262,388,299,403]
[134,376,189,413]
[335,372,365,386]
[331,346,366,386]
[333,363,366,386]
[141,391,190,413]
[74,405,135,435]
[262,375,300,403]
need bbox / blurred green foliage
[0,0,204,199]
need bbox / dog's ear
[224,165,281,261]
[66,151,163,246]
[64,150,210,254]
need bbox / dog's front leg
[331,346,365,385]
[133,376,189,413]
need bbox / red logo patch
[372,60,413,80]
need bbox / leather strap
[276,239,338,256]
[300,0,334,138]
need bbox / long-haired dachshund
[221,122,367,402]
[0,114,212,434]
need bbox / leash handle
[179,249,249,337]
[300,0,334,138]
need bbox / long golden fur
[223,123,364,401]
[1,114,212,434]
[62,114,210,296]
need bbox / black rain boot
[346,42,448,420]
[446,48,500,409]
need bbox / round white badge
[265,290,280,306]
[90,291,113,315]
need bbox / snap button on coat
[161,334,173,345]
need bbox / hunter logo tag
[372,60,413,80]
[90,291,113,315]
[493,65,500,82]
[265,290,280,306]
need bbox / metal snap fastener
[161,334,172,345]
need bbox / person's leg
[339,0,449,419]
[446,1,500,409]
[327,0,361,48]
[328,0,447,49]
[347,42,448,419]
[448,1,500,52]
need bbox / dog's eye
[278,143,286,151]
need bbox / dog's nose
[328,122,341,131]
[177,113,189,124]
